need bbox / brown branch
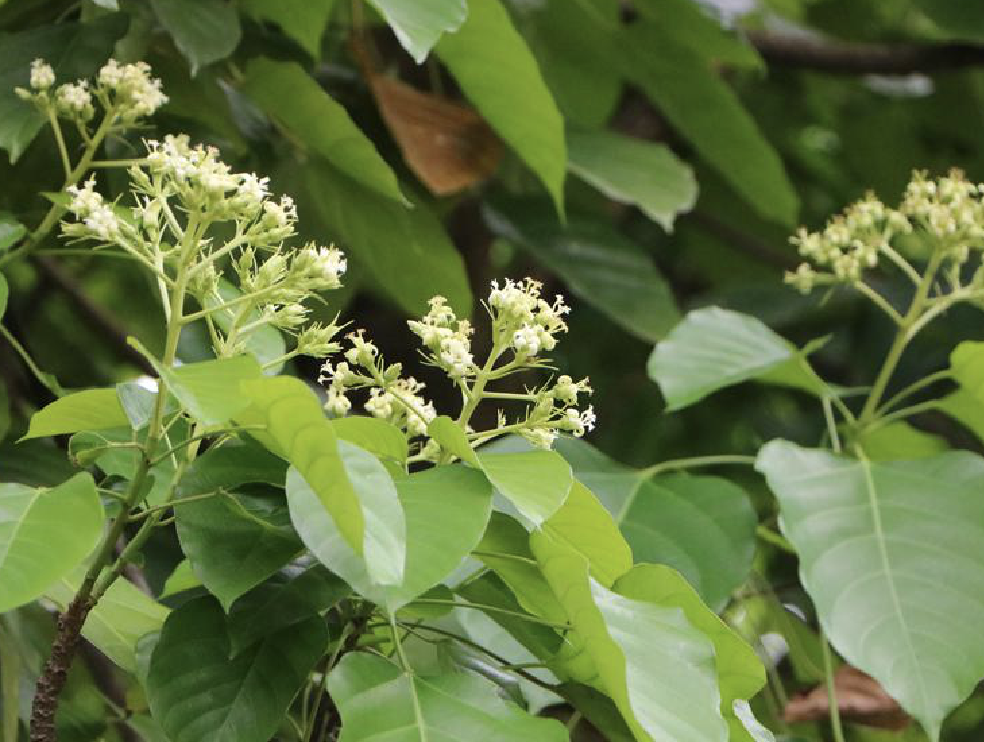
[30,596,93,742]
[746,30,984,75]
[32,256,155,375]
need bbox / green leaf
[755,441,984,740]
[0,474,103,612]
[532,535,729,742]
[332,416,409,466]
[477,449,573,526]
[157,354,263,427]
[23,387,129,439]
[621,22,797,225]
[174,491,303,610]
[177,440,287,498]
[937,387,984,444]
[226,565,349,655]
[484,198,680,342]
[289,462,489,611]
[115,381,167,430]
[634,0,764,71]
[205,279,286,373]
[328,651,568,741]
[45,566,168,673]
[473,513,567,624]
[150,0,241,75]
[521,0,622,128]
[435,0,566,213]
[302,161,472,317]
[147,596,329,742]
[161,559,200,598]
[426,415,479,466]
[240,0,337,58]
[534,479,632,588]
[0,15,127,161]
[614,564,766,742]
[567,127,698,231]
[242,58,405,204]
[0,213,26,254]
[238,377,387,574]
[648,307,825,410]
[858,421,949,460]
[617,474,757,612]
[367,0,468,63]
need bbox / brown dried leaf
[368,74,503,196]
[784,665,911,731]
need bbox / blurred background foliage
[3,0,984,739]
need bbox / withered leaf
[368,74,503,196]
[784,665,910,731]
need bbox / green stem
[0,106,119,269]
[756,525,796,554]
[410,597,569,629]
[821,631,847,742]
[876,368,952,416]
[640,454,757,479]
[0,324,65,397]
[47,109,72,180]
[858,251,944,426]
[853,281,903,325]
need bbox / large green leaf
[23,388,129,440]
[174,491,303,610]
[477,449,572,526]
[521,0,622,128]
[301,161,472,317]
[532,535,729,742]
[45,567,168,673]
[146,596,329,742]
[150,0,241,75]
[533,479,632,588]
[435,0,566,213]
[0,474,103,612]
[243,59,405,204]
[225,565,349,655]
[239,0,337,58]
[617,474,757,612]
[614,565,767,742]
[238,377,407,585]
[367,0,468,63]
[176,441,287,498]
[621,22,797,226]
[158,355,263,427]
[0,16,126,161]
[328,651,568,741]
[484,199,679,341]
[332,417,408,466]
[648,307,825,410]
[567,127,697,231]
[755,441,984,740]
[289,462,489,611]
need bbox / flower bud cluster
[786,192,912,292]
[16,58,166,125]
[320,279,593,459]
[488,278,570,358]
[899,169,984,262]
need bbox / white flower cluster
[320,279,593,459]
[786,192,912,292]
[407,297,475,378]
[63,136,346,362]
[65,179,122,242]
[16,58,166,124]
[488,278,570,358]
[97,60,168,120]
[319,336,438,436]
